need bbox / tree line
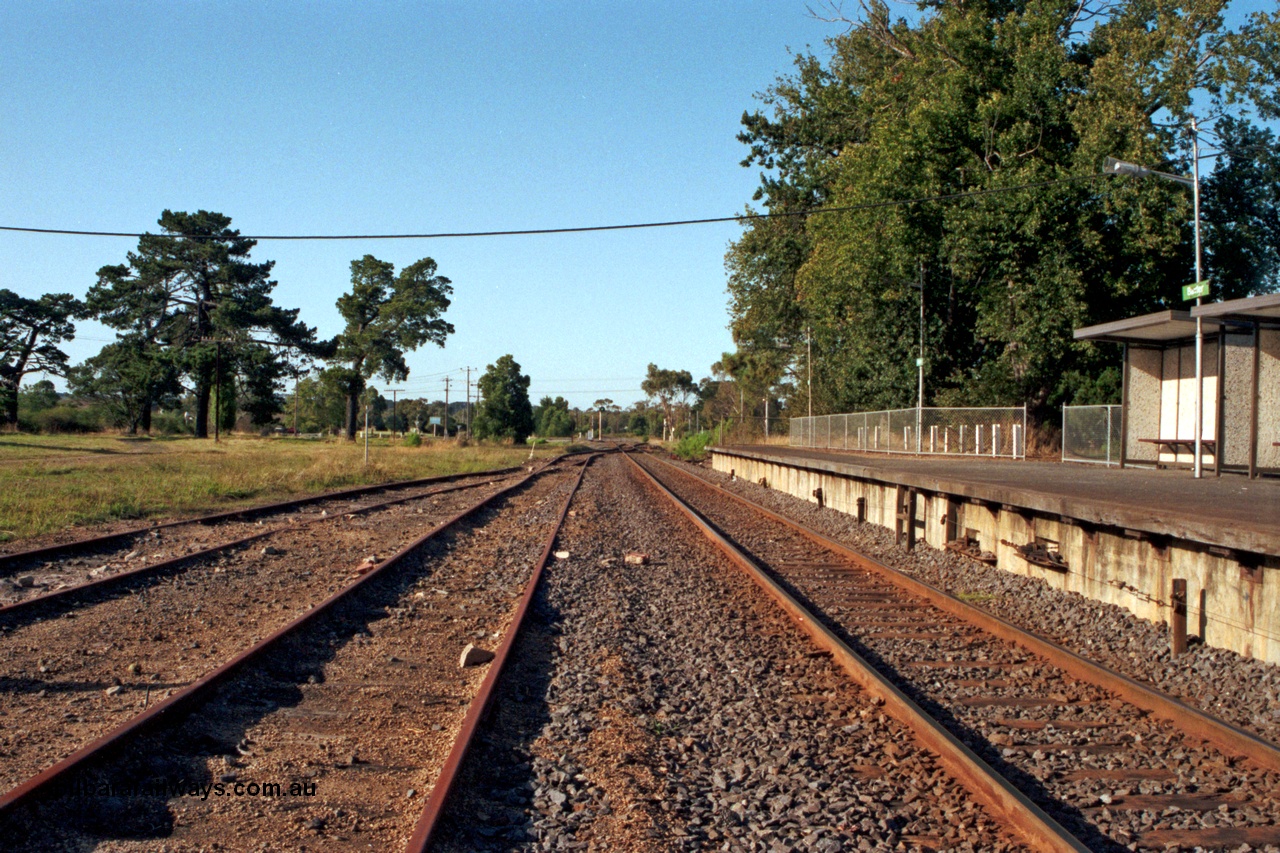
[720,0,1280,425]
[2,209,458,439]
[2,216,706,443]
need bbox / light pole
[914,263,924,454]
[1106,124,1206,477]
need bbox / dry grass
[0,433,554,544]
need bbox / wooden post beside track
[895,486,916,551]
[1171,579,1189,656]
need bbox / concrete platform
[714,446,1280,556]
[710,445,1280,662]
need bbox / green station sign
[1183,280,1210,301]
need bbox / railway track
[427,451,1034,851]
[0,463,538,607]
[0,452,596,850]
[4,447,1274,851]
[630,451,1280,851]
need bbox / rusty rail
[0,455,577,818]
[624,452,1088,853]
[0,462,537,574]
[403,453,596,851]
[0,475,516,621]
[641,452,1280,774]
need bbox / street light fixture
[1105,126,1207,478]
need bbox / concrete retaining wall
[712,450,1279,663]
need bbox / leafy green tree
[728,0,1280,422]
[1202,116,1280,299]
[641,364,695,440]
[68,335,182,433]
[472,355,534,442]
[327,254,454,440]
[627,411,650,437]
[591,398,617,437]
[0,289,83,428]
[283,375,347,434]
[17,379,60,414]
[86,210,320,437]
[533,395,575,437]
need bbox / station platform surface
[710,445,1280,557]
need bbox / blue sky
[0,2,837,409]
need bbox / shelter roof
[1191,292,1280,326]
[1073,310,1197,344]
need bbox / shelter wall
[1262,329,1280,471]
[1223,332,1255,469]
[1126,347,1163,462]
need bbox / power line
[0,173,1111,242]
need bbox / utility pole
[443,377,451,437]
[807,326,812,419]
[213,338,221,445]
[364,397,370,465]
[293,370,300,436]
[465,367,472,435]
[199,337,235,443]
[387,389,402,437]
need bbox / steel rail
[0,454,580,818]
[624,452,1088,853]
[640,452,1280,774]
[403,453,596,851]
[0,475,515,621]
[0,462,535,573]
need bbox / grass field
[0,434,556,544]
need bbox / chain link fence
[790,407,1027,458]
[715,415,790,445]
[1062,404,1122,466]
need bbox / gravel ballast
[674,453,1280,749]
[432,453,1027,852]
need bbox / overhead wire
[0,173,1112,242]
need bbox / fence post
[1018,404,1029,458]
[944,427,950,454]
[993,424,1000,457]
[1061,405,1067,463]
[975,424,983,455]
[1012,424,1021,460]
[1105,406,1112,466]
[930,425,937,453]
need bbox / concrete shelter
[1192,293,1280,477]
[1074,295,1280,476]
